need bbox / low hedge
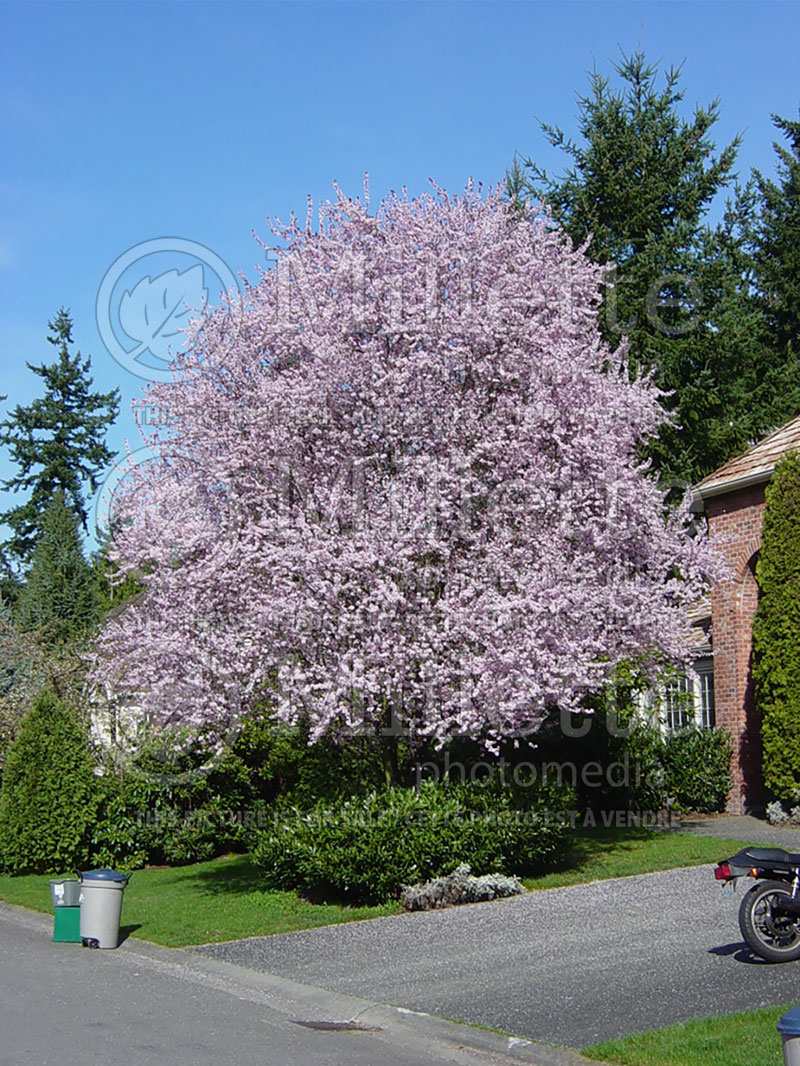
[254,778,575,904]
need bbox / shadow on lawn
[170,856,381,908]
[189,856,266,897]
[188,858,361,907]
[118,923,143,944]
[549,825,659,873]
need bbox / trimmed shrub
[254,778,575,904]
[753,451,800,802]
[661,726,732,812]
[0,688,98,874]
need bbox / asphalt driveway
[197,862,800,1048]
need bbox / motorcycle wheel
[738,879,800,963]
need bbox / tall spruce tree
[15,491,98,647]
[509,52,798,483]
[751,110,800,358]
[752,451,800,801]
[0,309,119,565]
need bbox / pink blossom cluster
[92,181,722,746]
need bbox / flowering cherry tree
[92,181,721,761]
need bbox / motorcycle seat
[740,846,800,866]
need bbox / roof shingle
[694,415,800,501]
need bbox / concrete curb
[124,936,607,1066]
[0,900,603,1066]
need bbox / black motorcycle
[715,847,800,962]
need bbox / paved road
[197,863,800,1049]
[0,903,596,1066]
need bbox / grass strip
[585,1004,792,1065]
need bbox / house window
[695,658,716,729]
[664,674,692,731]
[662,657,716,732]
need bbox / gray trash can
[778,1006,800,1065]
[79,869,129,949]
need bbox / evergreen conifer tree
[0,309,119,565]
[0,549,20,606]
[0,687,97,874]
[509,52,799,482]
[91,527,143,618]
[752,451,800,800]
[15,491,98,647]
[752,110,800,358]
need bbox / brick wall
[706,483,767,813]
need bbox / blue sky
[1,0,798,553]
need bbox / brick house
[692,415,800,814]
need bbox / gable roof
[693,415,800,503]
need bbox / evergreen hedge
[0,688,98,874]
[254,778,575,904]
[662,727,732,812]
[753,451,800,801]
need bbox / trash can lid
[778,1007,800,1036]
[80,868,127,883]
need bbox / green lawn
[0,854,399,947]
[524,826,750,890]
[585,1005,791,1065]
[0,826,753,948]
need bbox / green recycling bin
[79,869,129,949]
[49,878,82,943]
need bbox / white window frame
[638,656,716,733]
